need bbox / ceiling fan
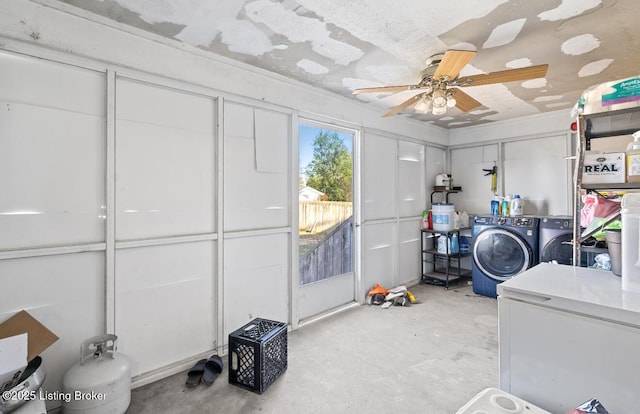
[353,50,549,117]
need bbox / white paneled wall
[223,233,289,336]
[113,77,218,380]
[0,52,108,409]
[222,101,291,335]
[398,141,426,218]
[363,133,397,221]
[115,78,216,239]
[361,132,429,292]
[450,136,571,216]
[0,46,295,401]
[0,53,106,250]
[449,110,573,216]
[115,241,215,376]
[0,252,105,406]
[425,146,447,204]
[398,219,422,287]
[450,145,499,215]
[503,136,571,216]
[397,142,425,287]
[224,102,290,231]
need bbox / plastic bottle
[437,234,450,254]
[491,197,500,215]
[453,212,461,229]
[459,236,470,254]
[450,234,459,254]
[511,195,524,216]
[460,211,469,228]
[421,210,429,230]
[502,195,511,217]
[626,130,640,183]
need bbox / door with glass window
[297,122,356,320]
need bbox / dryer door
[473,228,534,281]
[541,233,574,265]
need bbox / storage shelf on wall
[573,106,640,266]
[582,183,640,190]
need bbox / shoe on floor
[203,354,223,385]
[186,359,207,387]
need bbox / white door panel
[398,141,425,218]
[399,219,421,286]
[363,134,396,220]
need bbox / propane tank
[62,334,131,414]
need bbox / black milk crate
[228,318,288,393]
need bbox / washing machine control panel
[511,217,535,227]
[474,215,536,228]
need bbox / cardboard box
[582,152,626,184]
[0,311,58,392]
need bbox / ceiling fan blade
[457,64,549,87]
[449,88,482,112]
[353,85,422,94]
[433,50,476,81]
[382,94,422,117]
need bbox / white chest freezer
[497,262,640,414]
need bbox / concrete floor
[126,281,498,414]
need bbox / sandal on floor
[202,354,223,385]
[186,359,207,387]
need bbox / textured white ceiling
[59,0,640,128]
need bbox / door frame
[291,116,361,328]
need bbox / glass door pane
[298,124,354,285]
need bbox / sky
[299,124,353,181]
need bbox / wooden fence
[299,216,353,285]
[299,201,353,234]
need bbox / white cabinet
[498,262,640,413]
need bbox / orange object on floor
[368,283,388,296]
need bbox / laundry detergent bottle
[437,234,450,254]
[450,233,459,254]
[511,195,524,216]
[501,195,511,217]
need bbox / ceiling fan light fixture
[431,88,447,108]
[432,105,447,116]
[414,96,432,114]
[446,96,457,108]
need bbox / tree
[305,131,352,201]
